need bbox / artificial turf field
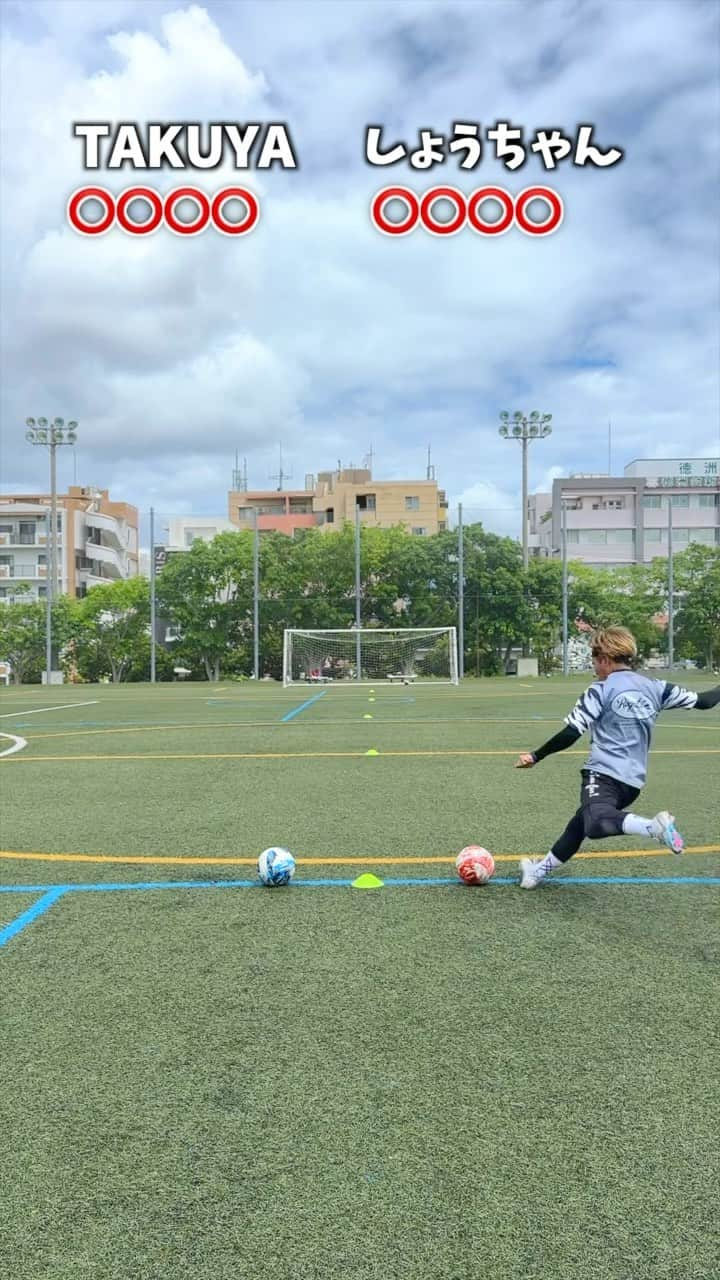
[1,677,718,1280]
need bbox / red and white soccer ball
[456,846,495,886]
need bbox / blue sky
[1,0,718,538]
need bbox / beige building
[0,486,138,604]
[229,467,448,536]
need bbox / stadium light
[25,415,79,682]
[498,410,553,569]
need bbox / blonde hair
[591,626,638,665]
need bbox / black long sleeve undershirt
[531,723,582,763]
[531,683,720,763]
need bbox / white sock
[534,851,563,877]
[623,813,656,837]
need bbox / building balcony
[0,563,47,579]
[85,540,125,573]
[0,530,54,547]
[85,511,127,551]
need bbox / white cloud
[1,0,718,527]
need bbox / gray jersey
[565,670,698,788]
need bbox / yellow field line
[3,748,720,764]
[0,846,718,868]
[20,719,720,741]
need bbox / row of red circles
[67,186,260,235]
[371,185,563,236]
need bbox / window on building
[565,529,580,543]
[690,528,716,544]
[582,530,607,543]
[606,500,625,510]
[606,529,635,543]
[325,508,334,524]
[405,496,420,511]
[643,495,662,508]
[673,528,690,542]
[356,494,376,511]
[438,521,446,532]
[411,527,428,536]
[698,494,719,507]
[184,528,217,547]
[671,495,690,508]
[645,528,662,542]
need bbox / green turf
[1,679,719,1278]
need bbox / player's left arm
[660,682,720,712]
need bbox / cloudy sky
[1,0,719,541]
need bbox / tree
[673,545,720,668]
[74,578,151,683]
[0,597,78,684]
[0,602,47,683]
[157,535,253,681]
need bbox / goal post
[283,627,458,686]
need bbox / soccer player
[514,626,720,888]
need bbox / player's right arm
[514,683,603,768]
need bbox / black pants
[551,770,641,864]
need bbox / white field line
[0,733,27,757]
[0,699,99,719]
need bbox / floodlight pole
[355,502,362,681]
[25,416,78,683]
[498,411,553,571]
[457,502,465,680]
[562,500,569,676]
[667,499,674,671]
[253,506,260,680]
[150,506,156,683]
[49,440,58,675]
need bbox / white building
[166,516,236,550]
[530,457,720,567]
[0,486,138,604]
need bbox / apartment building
[0,486,138,604]
[530,457,720,567]
[229,468,448,536]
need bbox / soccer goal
[283,627,458,686]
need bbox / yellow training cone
[365,748,379,756]
[363,714,373,719]
[352,873,384,889]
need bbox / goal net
[283,627,458,686]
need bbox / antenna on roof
[362,444,375,474]
[426,443,435,480]
[270,443,292,492]
[232,451,248,491]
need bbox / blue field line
[1,874,718,949]
[281,690,328,722]
[1,874,719,900]
[0,887,67,947]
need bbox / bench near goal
[282,628,458,686]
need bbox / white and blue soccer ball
[257,847,296,887]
